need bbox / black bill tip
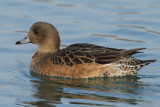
[15,41,21,45]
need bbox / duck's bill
[16,36,31,45]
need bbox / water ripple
[92,34,145,43]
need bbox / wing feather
[50,43,145,66]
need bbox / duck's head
[16,22,60,53]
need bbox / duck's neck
[37,39,60,53]
[31,43,59,67]
[31,46,58,67]
[31,49,54,71]
[37,45,59,53]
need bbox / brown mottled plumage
[16,22,156,78]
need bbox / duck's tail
[114,58,156,76]
[140,59,156,66]
[135,59,156,71]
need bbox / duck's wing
[50,43,145,66]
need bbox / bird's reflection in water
[26,71,150,107]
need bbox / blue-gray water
[0,0,160,107]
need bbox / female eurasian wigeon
[16,22,155,78]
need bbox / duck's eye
[33,29,39,35]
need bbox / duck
[16,22,156,78]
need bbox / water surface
[0,0,160,107]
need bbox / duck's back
[50,43,125,65]
[50,43,152,65]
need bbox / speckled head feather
[16,22,156,78]
[28,22,60,53]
